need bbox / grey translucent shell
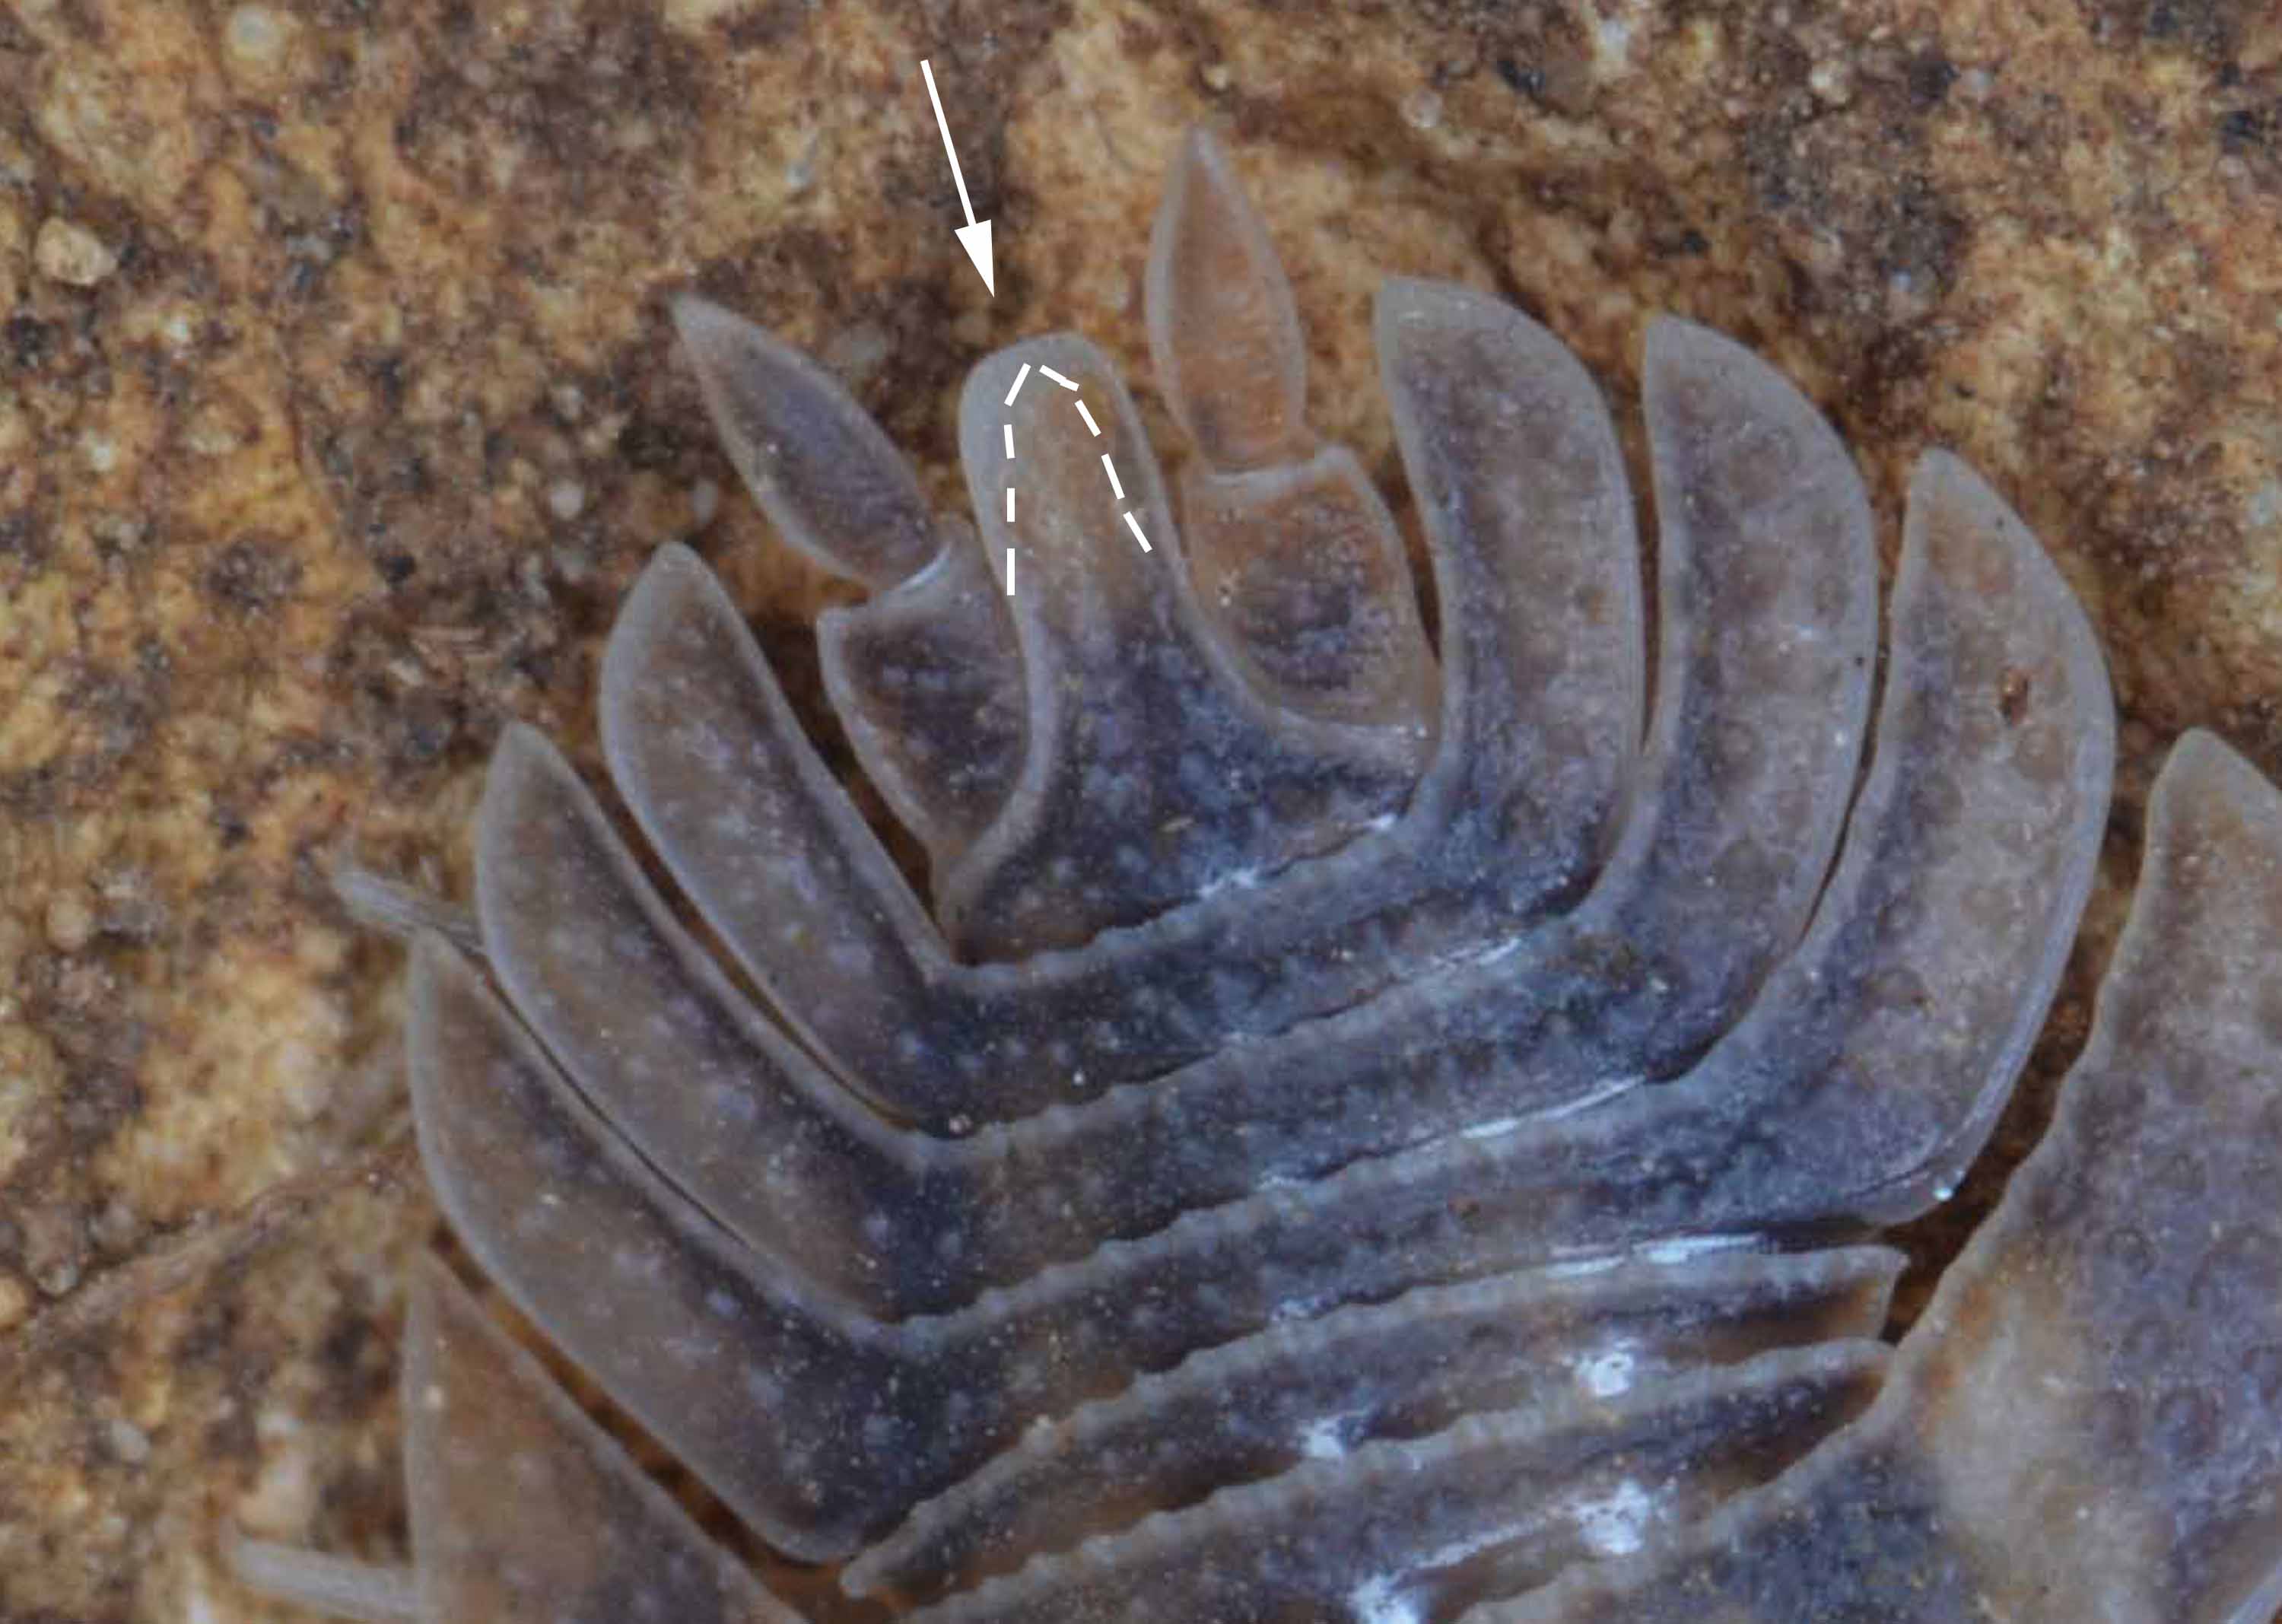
[331,132,2282,1622]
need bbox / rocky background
[0,0,2277,1616]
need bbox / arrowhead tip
[955,219,996,296]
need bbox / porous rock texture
[0,1,2279,1617]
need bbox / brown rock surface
[1,0,2277,1616]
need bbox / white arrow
[919,58,995,295]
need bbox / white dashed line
[1000,370,1161,587]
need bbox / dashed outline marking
[1000,369,1156,593]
